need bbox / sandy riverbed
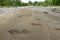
[0,7,60,40]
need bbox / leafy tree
[52,0,60,6]
[0,0,5,6]
[2,0,10,6]
[28,1,33,6]
[0,0,60,6]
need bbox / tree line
[0,0,60,6]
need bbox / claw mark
[31,23,41,26]
[8,29,30,35]
[8,29,20,35]
[21,29,30,34]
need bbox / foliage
[0,0,60,6]
[52,0,60,6]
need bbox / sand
[0,7,60,40]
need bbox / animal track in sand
[17,14,32,18]
[31,23,42,26]
[52,8,60,13]
[8,29,20,35]
[8,29,30,35]
[55,28,60,30]
[43,12,48,14]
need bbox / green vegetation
[52,0,60,6]
[0,0,60,6]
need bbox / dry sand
[0,7,60,40]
